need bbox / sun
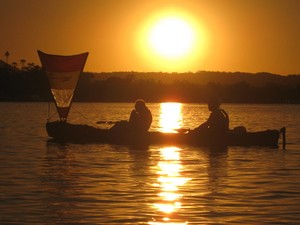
[148,17,195,59]
[136,9,208,72]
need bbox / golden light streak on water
[148,220,188,225]
[149,146,190,224]
[159,103,183,133]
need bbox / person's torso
[130,110,152,132]
[208,109,229,133]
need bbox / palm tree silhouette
[4,51,10,64]
[20,59,26,68]
[12,62,18,68]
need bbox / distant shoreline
[1,64,300,104]
[0,100,299,105]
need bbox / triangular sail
[38,50,89,122]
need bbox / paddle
[96,120,117,124]
[175,128,190,133]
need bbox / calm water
[1,102,300,225]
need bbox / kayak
[46,121,286,148]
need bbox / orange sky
[1,0,299,75]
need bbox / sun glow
[149,17,195,59]
[137,9,208,72]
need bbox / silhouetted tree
[4,51,9,63]
[20,59,26,68]
[12,62,18,68]
[1,69,300,103]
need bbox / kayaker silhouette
[191,96,229,139]
[110,99,152,133]
[129,99,152,132]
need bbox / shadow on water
[43,141,155,224]
[128,146,151,177]
[41,142,82,224]
[180,145,229,224]
[206,146,229,195]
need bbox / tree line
[0,63,299,103]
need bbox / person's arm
[193,118,209,132]
[129,110,137,123]
[220,109,229,130]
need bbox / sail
[38,50,89,121]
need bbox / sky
[1,0,299,75]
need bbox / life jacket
[220,109,229,131]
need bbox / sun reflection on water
[159,103,183,133]
[149,146,190,225]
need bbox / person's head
[135,99,147,112]
[207,96,221,111]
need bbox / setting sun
[148,17,195,59]
[137,9,208,72]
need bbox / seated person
[129,99,152,132]
[192,96,229,137]
[110,99,152,134]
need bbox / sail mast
[38,50,89,122]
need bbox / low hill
[92,71,300,87]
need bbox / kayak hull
[46,121,284,148]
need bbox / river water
[0,102,300,224]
